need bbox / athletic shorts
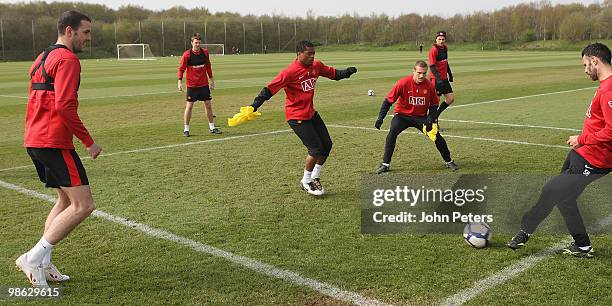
[27,148,89,188]
[186,86,212,102]
[434,79,453,95]
[287,112,333,157]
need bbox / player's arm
[425,84,440,131]
[447,64,453,82]
[334,67,357,80]
[54,58,95,149]
[576,92,612,146]
[205,50,215,90]
[375,83,400,129]
[177,52,188,91]
[375,99,393,130]
[428,47,443,86]
[251,87,273,111]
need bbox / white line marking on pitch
[441,213,612,306]
[0,129,293,173]
[449,87,595,109]
[0,179,390,306]
[328,124,569,150]
[438,119,581,132]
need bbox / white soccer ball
[367,89,375,96]
[463,222,492,249]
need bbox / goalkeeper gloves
[228,106,261,127]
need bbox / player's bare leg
[183,101,194,136]
[44,185,95,244]
[204,100,221,134]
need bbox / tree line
[0,1,610,60]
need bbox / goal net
[201,44,224,55]
[117,44,156,60]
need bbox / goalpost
[201,44,225,56]
[117,44,156,60]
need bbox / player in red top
[374,60,459,174]
[249,40,357,196]
[508,43,612,258]
[428,31,455,128]
[17,11,102,287]
[178,33,220,136]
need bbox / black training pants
[521,150,610,247]
[382,114,452,164]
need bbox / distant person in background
[419,43,423,54]
[428,31,454,129]
[507,43,612,258]
[178,33,221,136]
[18,10,102,287]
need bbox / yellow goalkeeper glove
[422,122,438,142]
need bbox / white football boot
[301,180,324,196]
[15,254,48,287]
[44,263,70,282]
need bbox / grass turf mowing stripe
[0,129,293,172]
[441,213,612,306]
[0,179,391,306]
[327,124,570,150]
[439,119,581,132]
[449,87,596,109]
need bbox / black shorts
[287,112,333,157]
[186,86,212,102]
[27,148,89,188]
[434,79,453,95]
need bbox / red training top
[386,76,439,117]
[178,48,213,88]
[266,59,336,121]
[576,75,612,169]
[24,46,94,149]
[428,44,449,81]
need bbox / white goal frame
[201,44,225,56]
[116,43,156,60]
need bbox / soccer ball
[463,222,492,248]
[367,89,375,96]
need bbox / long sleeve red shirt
[177,48,213,88]
[24,47,94,149]
[576,75,612,169]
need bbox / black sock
[437,102,450,116]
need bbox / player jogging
[178,33,221,136]
[17,10,102,287]
[248,40,357,196]
[507,43,612,258]
[428,31,455,127]
[374,60,459,174]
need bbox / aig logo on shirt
[409,96,426,106]
[301,78,317,92]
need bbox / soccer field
[1,51,611,305]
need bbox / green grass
[1,50,611,305]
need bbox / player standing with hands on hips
[17,10,102,287]
[248,40,357,196]
[507,43,612,258]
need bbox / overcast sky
[0,0,602,17]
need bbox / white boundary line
[0,129,293,173]
[441,213,612,305]
[327,124,569,150]
[449,87,595,109]
[439,119,582,132]
[0,179,390,306]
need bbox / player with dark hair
[507,43,612,258]
[178,33,220,136]
[428,31,455,127]
[17,10,102,287]
[374,60,459,174]
[249,40,357,196]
